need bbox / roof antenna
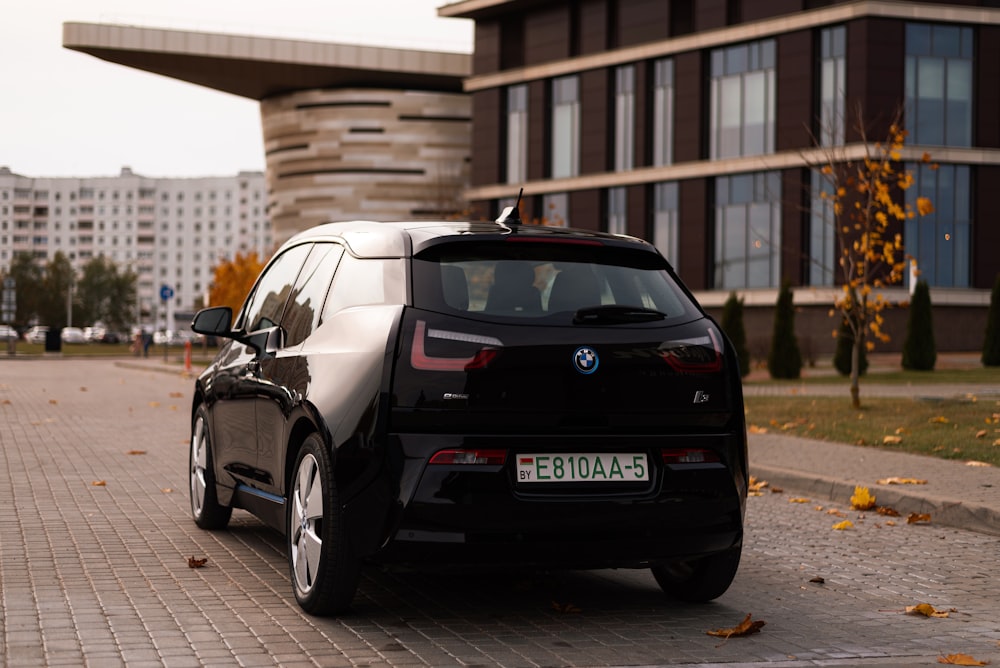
[495,188,523,226]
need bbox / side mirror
[191,307,233,337]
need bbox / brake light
[429,449,507,465]
[658,326,723,373]
[410,320,501,371]
[504,237,603,246]
[661,448,721,464]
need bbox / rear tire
[189,406,232,530]
[651,544,741,602]
[288,434,360,616]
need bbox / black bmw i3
[189,208,748,616]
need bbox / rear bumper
[372,432,746,568]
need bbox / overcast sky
[1,0,472,179]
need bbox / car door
[255,242,344,496]
[210,243,312,488]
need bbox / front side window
[710,40,776,159]
[905,163,971,287]
[551,76,580,179]
[653,182,679,269]
[905,23,973,147]
[506,84,528,184]
[820,26,846,147]
[614,66,635,172]
[652,59,674,167]
[240,243,312,333]
[714,172,782,289]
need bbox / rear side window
[412,240,700,322]
[322,255,406,320]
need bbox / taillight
[661,448,721,464]
[429,449,507,465]
[657,326,723,373]
[410,320,501,371]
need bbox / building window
[506,84,528,184]
[714,172,781,289]
[542,192,568,227]
[820,26,846,147]
[905,23,973,147]
[613,65,635,172]
[653,182,679,269]
[652,59,674,167]
[905,163,970,287]
[709,40,776,159]
[809,177,835,286]
[551,76,580,179]
[607,187,626,236]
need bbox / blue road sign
[160,284,175,301]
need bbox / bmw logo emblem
[573,346,599,375]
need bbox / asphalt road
[1,359,998,667]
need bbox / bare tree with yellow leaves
[207,251,266,319]
[814,107,935,408]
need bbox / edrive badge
[573,346,599,375]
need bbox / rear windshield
[412,240,701,323]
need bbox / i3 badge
[573,346,599,375]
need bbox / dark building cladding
[441,0,1000,307]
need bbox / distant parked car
[24,326,49,344]
[61,327,86,344]
[0,325,17,342]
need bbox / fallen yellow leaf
[929,416,950,424]
[832,520,854,530]
[827,509,846,517]
[850,486,876,510]
[966,461,992,467]
[748,424,768,434]
[976,430,988,439]
[882,435,903,445]
[48,399,58,405]
[876,506,901,517]
[91,480,106,487]
[187,556,208,569]
[148,401,160,408]
[938,653,989,666]
[906,603,950,618]
[876,477,928,485]
[126,450,146,455]
[706,613,765,638]
[789,497,810,504]
[907,513,932,524]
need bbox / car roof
[282,220,656,259]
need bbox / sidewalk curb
[114,359,200,379]
[751,463,1000,537]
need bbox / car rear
[381,229,747,572]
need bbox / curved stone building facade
[262,88,470,241]
[62,22,472,244]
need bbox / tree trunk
[850,336,862,409]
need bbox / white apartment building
[0,166,272,327]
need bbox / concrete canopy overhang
[62,22,470,100]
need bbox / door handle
[247,359,261,376]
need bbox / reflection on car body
[189,210,748,616]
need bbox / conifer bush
[768,281,802,379]
[901,280,936,371]
[721,292,751,377]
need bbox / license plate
[516,453,648,483]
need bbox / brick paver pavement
[2,358,999,667]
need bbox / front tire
[190,405,232,530]
[651,544,741,603]
[288,434,360,616]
